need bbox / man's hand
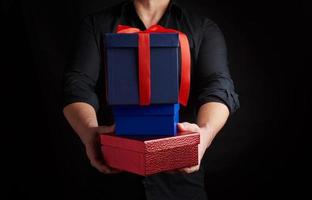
[63,103,121,174]
[83,124,121,174]
[177,122,213,174]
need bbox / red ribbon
[117,25,190,106]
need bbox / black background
[3,0,310,199]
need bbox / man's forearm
[63,102,98,144]
[196,102,230,150]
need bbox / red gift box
[100,132,200,176]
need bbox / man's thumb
[98,124,115,134]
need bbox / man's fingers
[177,123,187,132]
[179,165,200,174]
[90,160,112,173]
[89,152,121,174]
[178,122,200,134]
[98,124,116,134]
[85,139,122,174]
[85,141,111,173]
[177,123,201,173]
[89,153,121,174]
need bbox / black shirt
[63,0,239,125]
[63,1,239,199]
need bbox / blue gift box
[112,104,179,136]
[104,33,179,105]
[104,33,181,136]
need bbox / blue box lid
[105,33,179,48]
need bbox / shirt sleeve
[62,15,101,111]
[195,19,240,114]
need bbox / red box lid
[100,132,199,153]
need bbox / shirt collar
[119,0,178,30]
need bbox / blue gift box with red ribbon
[105,33,180,105]
[104,25,190,136]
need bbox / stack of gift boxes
[100,26,200,176]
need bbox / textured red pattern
[100,132,199,176]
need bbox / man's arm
[63,102,99,145]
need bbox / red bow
[117,24,190,106]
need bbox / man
[63,0,239,199]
